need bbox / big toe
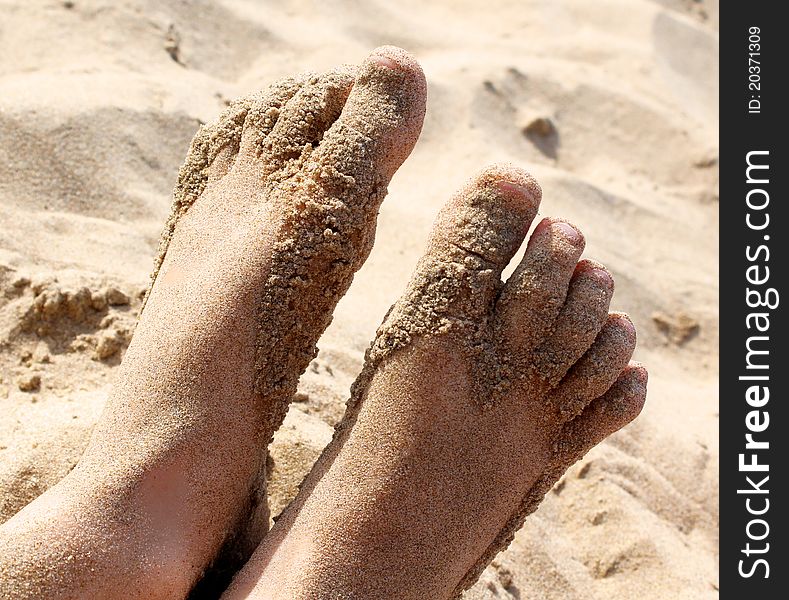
[304,46,427,195]
[254,67,356,176]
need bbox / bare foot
[0,47,426,599]
[224,165,647,600]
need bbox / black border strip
[720,2,786,597]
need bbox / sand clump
[2,271,137,365]
[15,374,41,393]
[651,310,700,345]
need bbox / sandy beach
[0,0,718,598]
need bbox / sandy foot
[224,165,648,600]
[0,46,426,599]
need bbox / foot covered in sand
[0,46,426,598]
[224,165,648,599]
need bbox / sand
[0,1,718,599]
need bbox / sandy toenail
[613,313,636,335]
[497,180,537,200]
[525,218,550,251]
[553,221,583,245]
[589,267,613,287]
[367,45,420,74]
[630,362,649,383]
[370,54,403,71]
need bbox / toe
[554,363,648,463]
[173,103,246,212]
[206,141,241,184]
[181,74,308,192]
[236,74,311,157]
[531,260,614,386]
[417,165,540,323]
[376,165,540,348]
[194,101,250,185]
[304,46,427,196]
[258,67,356,177]
[166,74,306,226]
[549,313,637,419]
[433,165,541,269]
[495,218,585,358]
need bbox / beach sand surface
[0,1,718,598]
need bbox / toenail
[553,222,583,245]
[616,314,636,335]
[629,362,649,384]
[534,218,551,234]
[526,218,550,249]
[497,180,535,201]
[370,54,402,71]
[589,268,614,287]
